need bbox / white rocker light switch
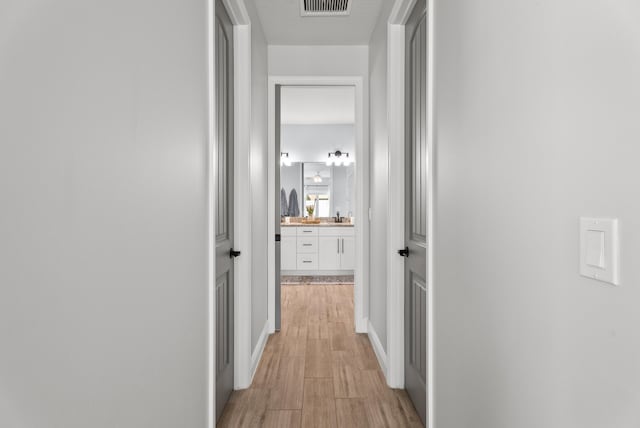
[580,217,619,285]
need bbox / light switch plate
[580,217,619,285]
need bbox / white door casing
[268,76,368,335]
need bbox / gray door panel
[215,0,234,421]
[404,0,428,424]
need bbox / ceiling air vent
[300,0,352,17]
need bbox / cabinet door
[340,236,356,270]
[318,236,340,270]
[281,236,297,271]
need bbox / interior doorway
[268,77,369,338]
[276,85,358,330]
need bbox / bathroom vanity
[281,224,355,274]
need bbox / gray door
[215,0,235,421]
[403,0,428,424]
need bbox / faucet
[335,211,342,223]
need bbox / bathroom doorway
[268,77,369,336]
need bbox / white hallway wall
[0,1,209,427]
[367,0,395,355]
[434,0,640,427]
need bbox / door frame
[267,76,369,335]
[387,1,434,427]
[208,0,252,426]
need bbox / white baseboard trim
[367,319,388,379]
[250,321,270,383]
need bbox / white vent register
[300,0,351,17]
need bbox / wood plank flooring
[218,284,423,428]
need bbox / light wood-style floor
[218,284,423,428]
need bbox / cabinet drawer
[297,237,318,253]
[281,227,297,237]
[318,227,355,237]
[297,254,318,270]
[297,227,318,236]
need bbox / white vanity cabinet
[281,225,354,273]
[339,236,355,270]
[318,227,355,270]
[281,228,297,271]
[318,236,340,270]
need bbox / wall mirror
[280,161,354,218]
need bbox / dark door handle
[229,248,241,258]
[398,247,409,258]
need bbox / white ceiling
[281,86,355,124]
[252,0,385,45]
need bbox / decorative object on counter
[280,152,292,166]
[326,150,352,166]
[301,218,321,224]
[288,188,300,217]
[305,194,312,216]
[303,200,320,223]
[280,188,288,217]
[334,211,343,223]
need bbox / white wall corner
[223,0,250,25]
[389,0,417,25]
[368,319,388,378]
[250,321,270,383]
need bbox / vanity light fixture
[326,150,351,166]
[280,152,292,167]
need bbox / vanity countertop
[281,222,354,227]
